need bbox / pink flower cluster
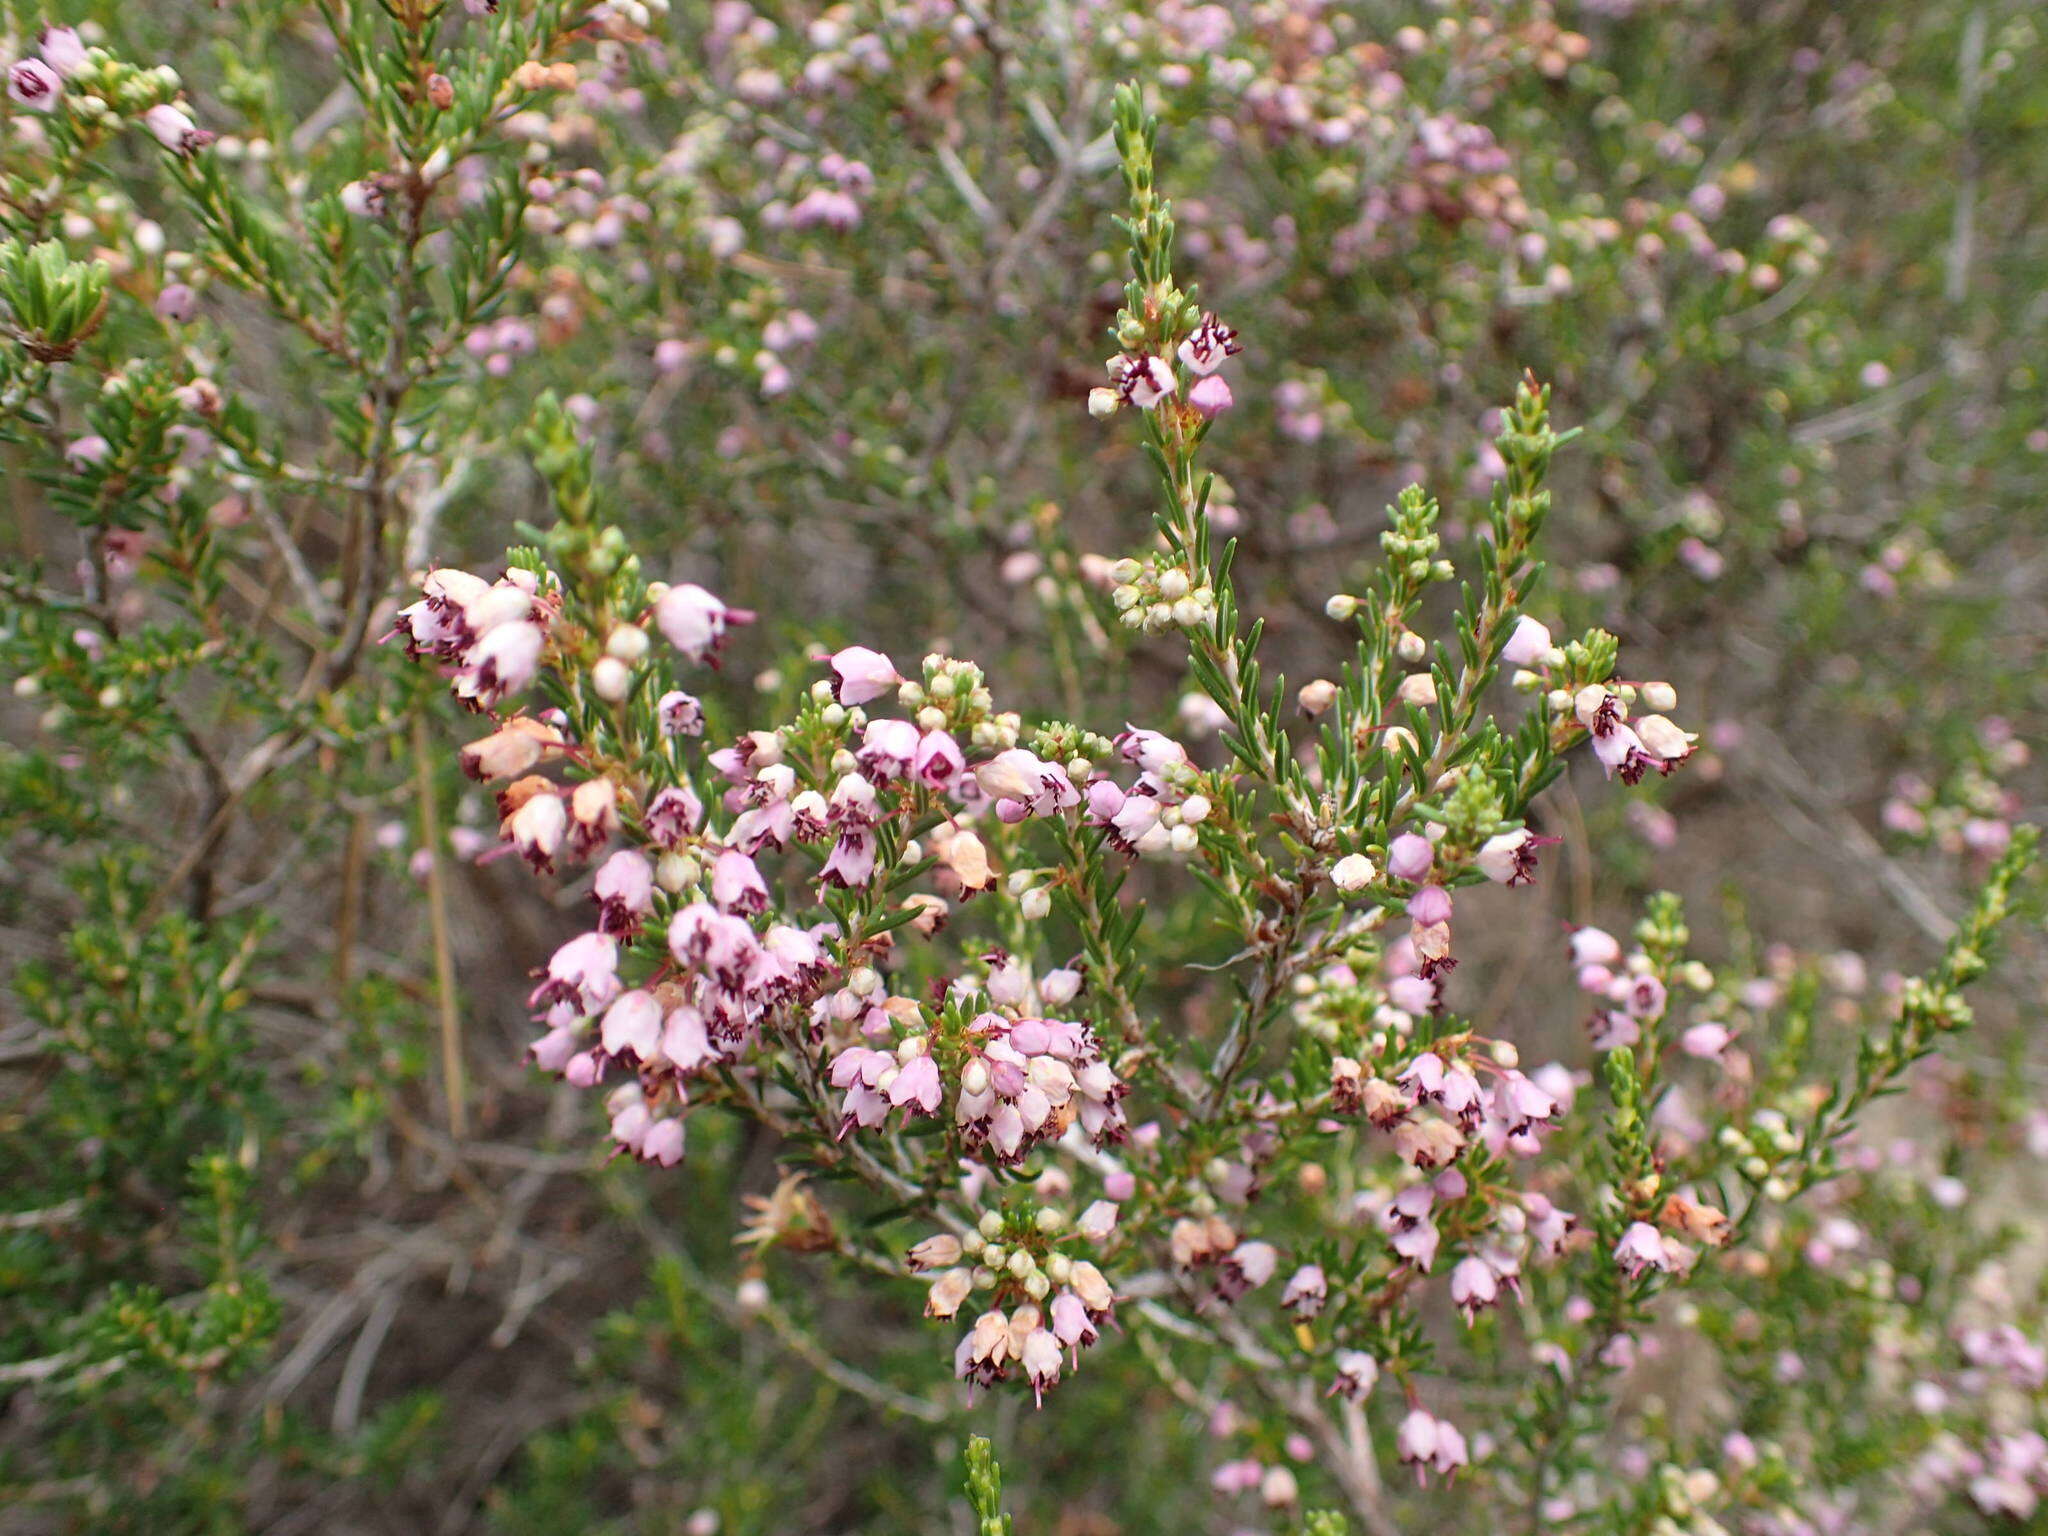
[1092,311,1243,420]
[392,565,554,709]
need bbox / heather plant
[3,2,2046,1534]
[381,85,2041,1532]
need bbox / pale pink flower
[1400,1051,1481,1121]
[1281,1263,1327,1318]
[1110,353,1175,408]
[1329,1350,1378,1401]
[642,785,704,847]
[1177,313,1240,376]
[654,582,752,663]
[889,1053,942,1114]
[532,931,620,1014]
[143,102,213,153]
[1614,1220,1687,1279]
[1077,1200,1119,1241]
[660,1007,720,1074]
[8,59,60,111]
[457,618,544,707]
[567,776,620,860]
[1499,614,1552,668]
[1450,1254,1501,1321]
[912,729,965,788]
[1050,1290,1097,1351]
[825,645,901,704]
[788,185,861,230]
[460,716,565,780]
[529,1024,581,1074]
[506,788,567,869]
[1476,827,1545,885]
[155,283,197,323]
[1680,1022,1731,1057]
[1397,1409,1469,1483]
[1633,714,1696,769]
[39,27,88,78]
[710,848,768,913]
[601,989,662,1061]
[1040,968,1082,1007]
[641,1117,685,1167]
[856,718,920,780]
[1020,1326,1063,1405]
[974,749,1077,814]
[657,689,704,736]
[908,1234,963,1272]
[1188,374,1234,417]
[1387,832,1434,881]
[1216,1240,1277,1301]
[592,849,655,934]
[926,1268,973,1319]
[1569,926,1622,968]
[819,827,876,888]
[1115,726,1189,774]
[1489,1070,1559,1136]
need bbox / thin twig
[414,713,469,1139]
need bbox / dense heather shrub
[2,3,2043,1533]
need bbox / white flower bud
[605,623,650,662]
[1298,679,1339,717]
[1396,672,1437,707]
[1331,853,1376,891]
[591,656,632,701]
[1324,593,1358,621]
